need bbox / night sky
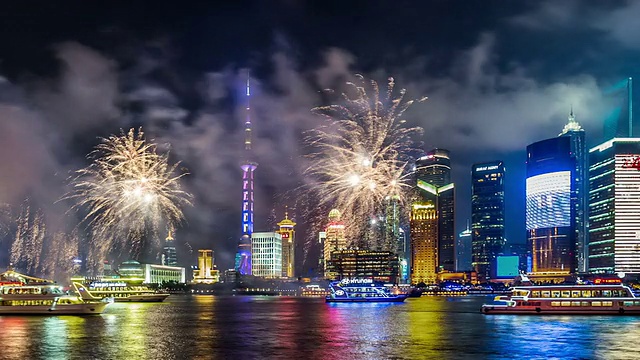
[1,1,640,272]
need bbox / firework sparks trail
[10,201,46,275]
[305,75,426,245]
[67,128,192,265]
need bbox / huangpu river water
[2,295,640,359]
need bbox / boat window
[571,291,581,298]
[612,290,620,297]
[551,291,561,298]
[542,291,551,298]
[602,290,611,297]
[602,301,613,307]
[581,302,589,306]
[561,291,571,298]
[531,291,541,298]
[592,301,602,306]
[551,301,561,307]
[593,290,602,297]
[561,301,571,306]
[581,290,592,298]
[623,301,633,306]
[571,301,581,306]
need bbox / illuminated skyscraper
[526,136,576,277]
[559,110,588,273]
[251,232,282,278]
[588,138,640,274]
[276,209,296,278]
[415,149,456,272]
[162,229,178,267]
[415,148,451,187]
[471,161,505,281]
[235,73,257,275]
[410,202,438,284]
[324,209,347,279]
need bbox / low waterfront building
[326,249,400,283]
[251,232,283,278]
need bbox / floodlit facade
[193,249,219,284]
[410,202,438,284]
[415,149,456,272]
[276,211,296,278]
[323,209,348,279]
[588,138,640,274]
[471,161,505,280]
[251,232,282,278]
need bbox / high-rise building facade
[276,210,296,278]
[323,209,347,279]
[162,230,178,267]
[415,148,451,187]
[526,136,576,276]
[471,161,505,280]
[251,232,282,278]
[410,202,438,284]
[457,221,472,272]
[236,74,257,275]
[588,138,640,274]
[559,110,588,273]
[415,149,456,272]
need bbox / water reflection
[2,296,640,359]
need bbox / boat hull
[113,294,170,302]
[0,302,109,315]
[482,305,640,315]
[326,295,407,303]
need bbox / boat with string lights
[0,270,111,315]
[70,277,169,303]
[325,279,408,303]
[482,281,640,315]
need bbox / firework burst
[306,75,425,245]
[67,128,192,264]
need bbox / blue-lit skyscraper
[471,161,505,281]
[526,135,576,277]
[235,73,257,275]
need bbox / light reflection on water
[1,296,640,359]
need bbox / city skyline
[1,2,640,273]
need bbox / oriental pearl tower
[235,72,257,275]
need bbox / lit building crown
[559,108,583,136]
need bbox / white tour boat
[0,271,110,315]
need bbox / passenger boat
[482,284,640,315]
[72,281,169,302]
[0,271,110,315]
[325,279,408,303]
